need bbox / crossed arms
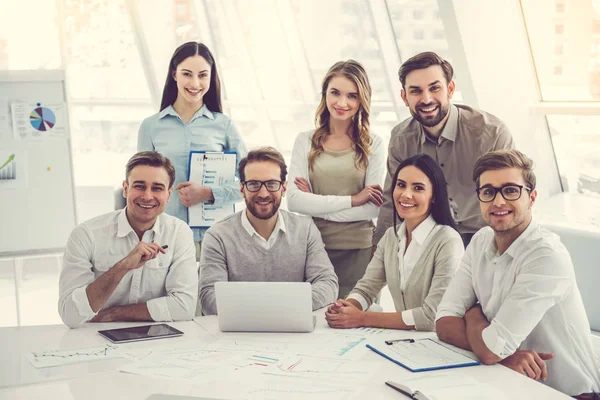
[435,244,572,381]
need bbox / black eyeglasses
[476,184,532,203]
[242,180,283,192]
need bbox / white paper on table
[25,344,121,368]
[266,356,379,384]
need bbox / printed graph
[0,153,16,180]
[26,344,120,368]
[269,356,378,384]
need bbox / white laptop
[214,281,315,332]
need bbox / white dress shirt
[436,219,600,395]
[241,210,286,250]
[58,209,198,328]
[349,215,439,326]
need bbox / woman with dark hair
[287,60,385,298]
[138,42,247,259]
[325,154,464,331]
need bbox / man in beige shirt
[374,52,514,247]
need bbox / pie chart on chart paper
[29,107,56,131]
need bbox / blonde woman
[287,60,385,298]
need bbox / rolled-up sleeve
[480,246,573,358]
[210,119,247,206]
[146,224,198,321]
[58,226,98,328]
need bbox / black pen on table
[385,338,415,345]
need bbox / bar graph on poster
[0,150,26,189]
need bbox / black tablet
[98,323,184,343]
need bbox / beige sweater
[349,224,464,331]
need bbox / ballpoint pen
[385,338,415,345]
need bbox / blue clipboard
[366,338,480,372]
[186,151,237,228]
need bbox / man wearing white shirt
[58,151,198,328]
[436,149,600,398]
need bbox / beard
[245,195,280,220]
[410,102,450,128]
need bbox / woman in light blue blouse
[138,42,247,255]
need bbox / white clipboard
[187,151,237,228]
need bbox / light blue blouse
[138,105,247,241]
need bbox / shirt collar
[117,207,160,240]
[158,104,215,121]
[484,217,538,261]
[420,103,458,144]
[241,210,286,239]
[397,214,437,245]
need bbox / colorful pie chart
[29,107,56,131]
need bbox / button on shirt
[138,105,248,241]
[436,220,600,395]
[374,104,514,243]
[241,210,287,250]
[349,215,439,326]
[58,209,198,328]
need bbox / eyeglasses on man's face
[242,180,283,192]
[476,184,532,203]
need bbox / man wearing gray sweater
[199,147,339,315]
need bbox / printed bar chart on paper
[0,153,16,180]
[187,151,237,228]
[25,344,120,368]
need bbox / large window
[522,0,600,101]
[1,0,453,327]
[522,0,600,197]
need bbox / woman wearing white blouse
[287,60,385,298]
[325,154,464,331]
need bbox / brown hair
[309,60,372,171]
[238,147,288,182]
[125,151,176,188]
[398,52,454,88]
[473,149,536,189]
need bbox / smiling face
[241,161,287,221]
[393,165,434,227]
[401,65,455,129]
[123,165,172,232]
[325,75,360,123]
[479,167,536,235]
[173,55,211,107]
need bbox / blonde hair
[308,60,372,171]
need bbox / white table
[0,313,571,400]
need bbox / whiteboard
[0,70,77,256]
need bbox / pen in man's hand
[161,245,168,249]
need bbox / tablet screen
[98,323,183,343]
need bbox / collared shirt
[349,215,440,326]
[58,209,198,328]
[241,209,287,250]
[138,105,248,241]
[436,219,600,395]
[374,104,514,242]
